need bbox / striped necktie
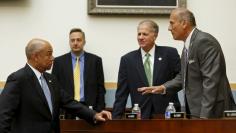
[144,53,152,86]
[183,45,188,90]
[74,57,80,101]
[182,45,189,108]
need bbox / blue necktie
[40,74,53,114]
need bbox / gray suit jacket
[164,28,235,118]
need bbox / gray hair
[174,8,196,27]
[25,38,47,59]
[138,20,159,34]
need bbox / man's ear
[182,20,189,29]
[32,53,39,62]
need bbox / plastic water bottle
[132,103,141,119]
[165,102,176,119]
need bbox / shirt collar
[27,63,42,80]
[141,45,155,59]
[185,28,196,50]
[71,51,85,61]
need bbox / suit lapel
[65,53,75,93]
[84,52,89,88]
[152,46,163,85]
[181,28,199,88]
[136,49,149,86]
[25,65,52,116]
[189,28,199,56]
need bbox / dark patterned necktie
[183,45,188,90]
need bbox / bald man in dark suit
[0,38,111,133]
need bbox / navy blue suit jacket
[112,45,181,119]
[0,64,95,133]
[52,52,106,112]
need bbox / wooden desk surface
[60,119,236,133]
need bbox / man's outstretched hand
[138,85,166,95]
[94,110,112,122]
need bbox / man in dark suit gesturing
[112,20,181,119]
[52,28,106,118]
[0,38,111,133]
[139,8,235,118]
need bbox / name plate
[170,112,185,118]
[125,113,137,119]
[224,110,236,118]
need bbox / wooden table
[60,119,236,133]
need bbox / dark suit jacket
[52,52,106,112]
[165,28,236,118]
[0,64,96,133]
[112,45,181,119]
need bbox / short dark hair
[69,28,85,39]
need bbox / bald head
[171,8,196,27]
[168,8,196,41]
[25,38,54,73]
[25,38,50,59]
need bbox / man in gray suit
[138,8,235,119]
